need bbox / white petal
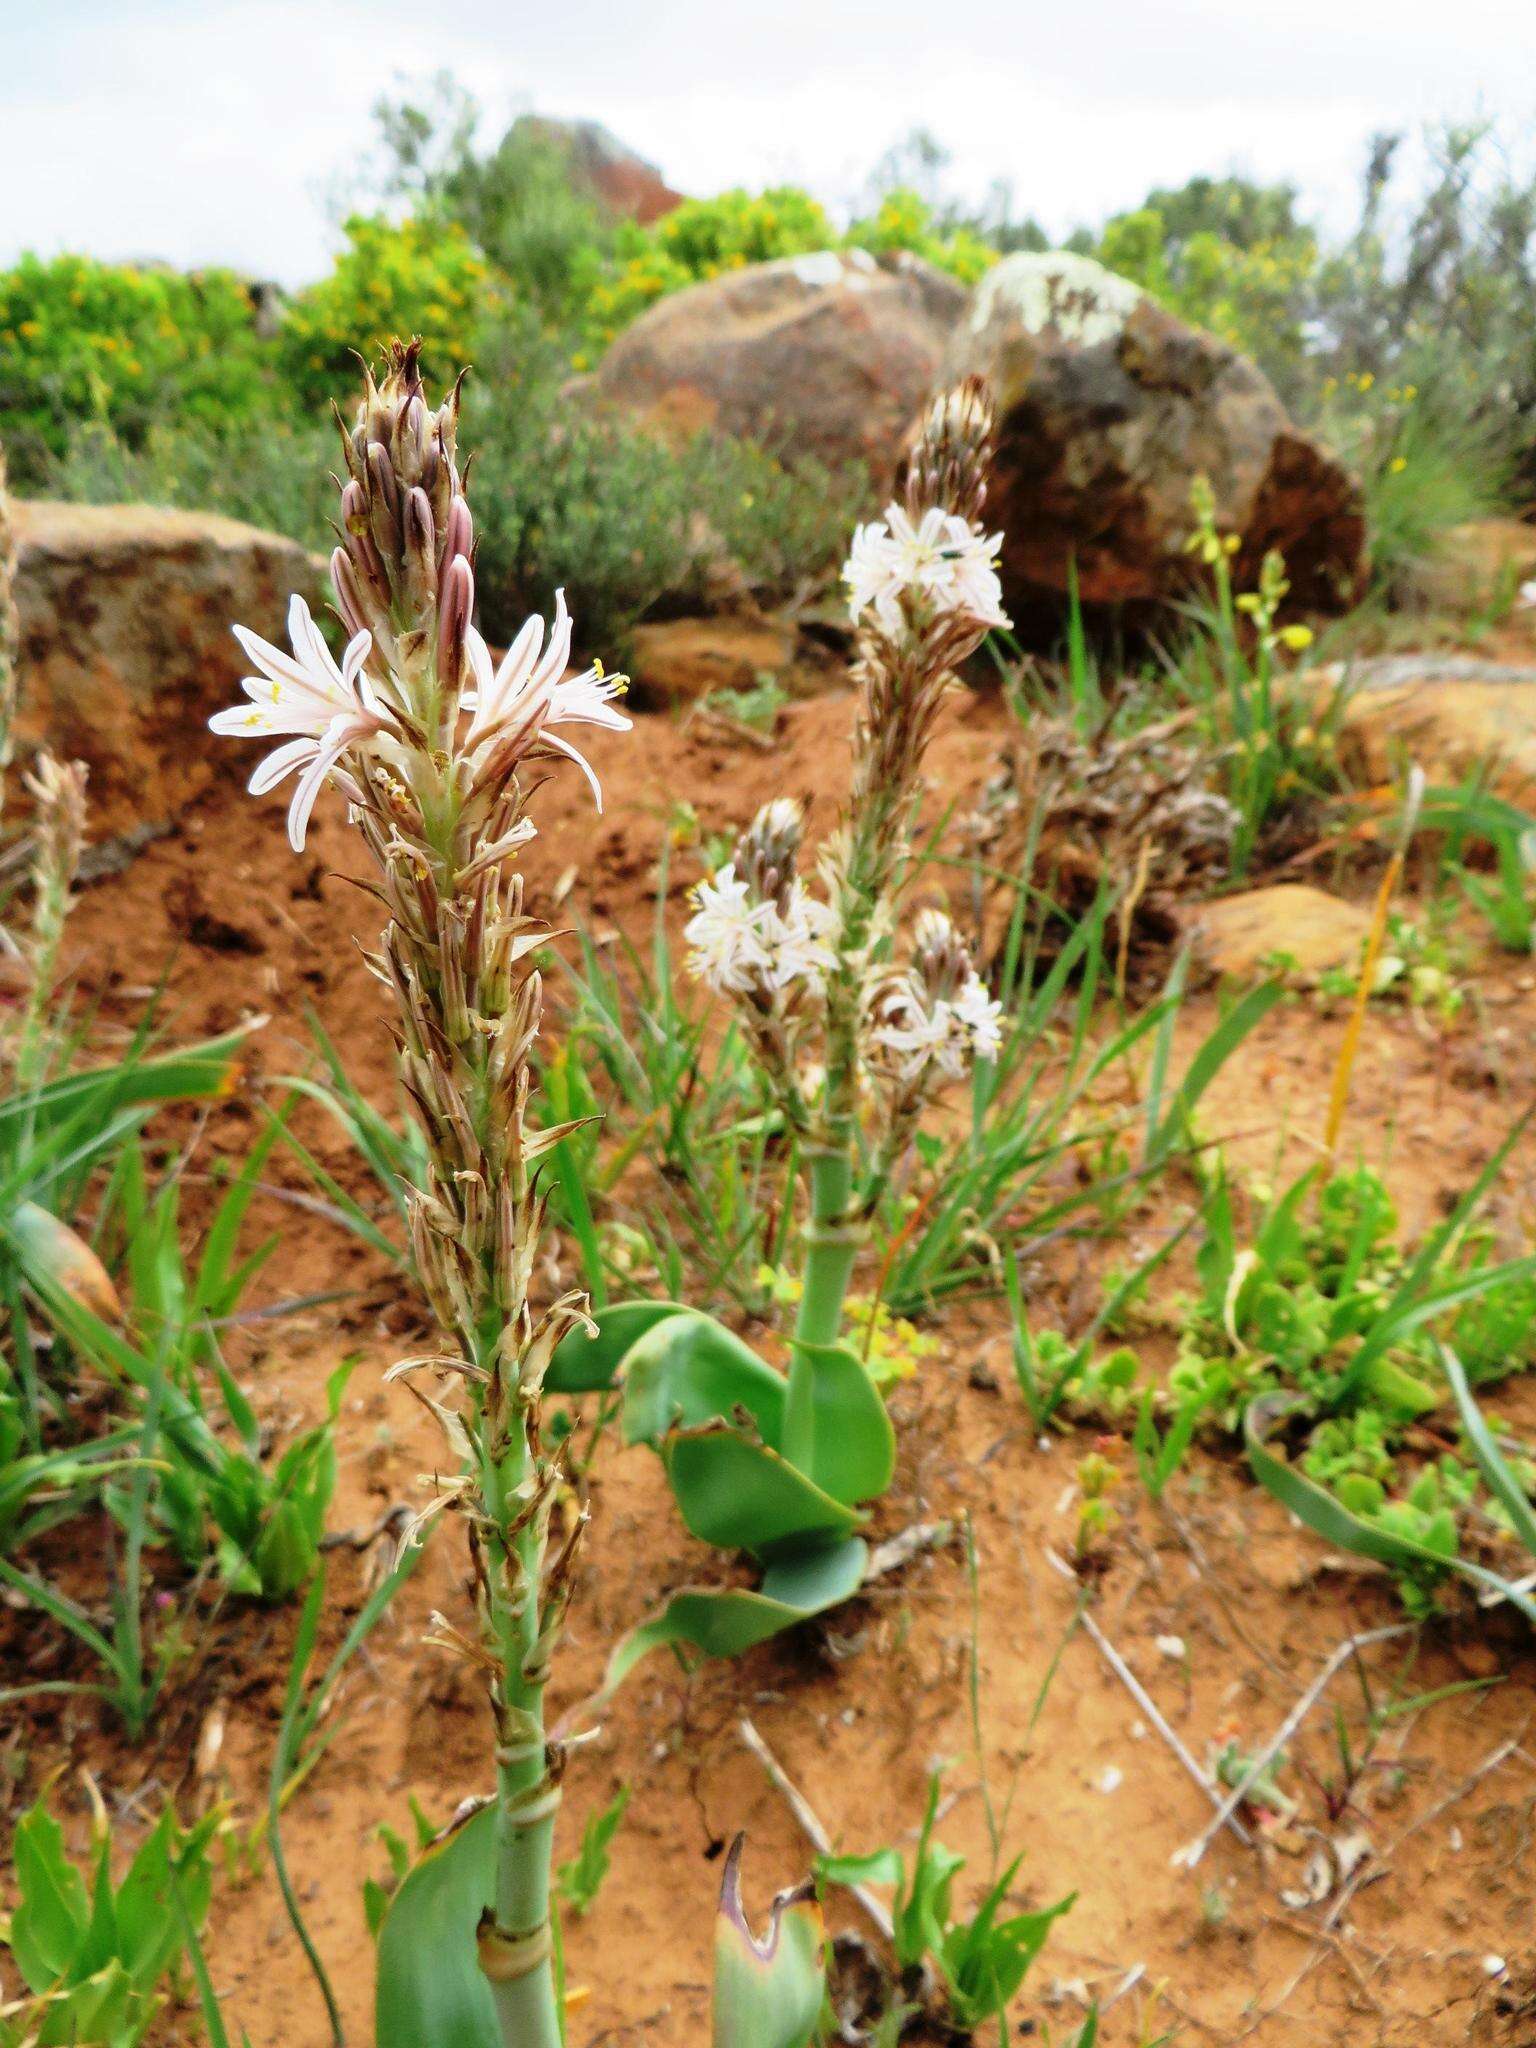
[285,723,351,850]
[339,629,373,694]
[249,736,316,794]
[288,595,343,689]
[539,729,603,811]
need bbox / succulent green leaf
[607,1537,868,1688]
[790,1342,895,1505]
[713,1837,824,2048]
[665,1425,858,1553]
[623,1313,787,1449]
[546,1298,693,1394]
[375,1804,499,2048]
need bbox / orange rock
[12,500,321,833]
[1190,884,1370,982]
[628,617,795,709]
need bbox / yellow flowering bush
[277,214,505,409]
[845,189,999,286]
[1096,206,1317,389]
[583,186,834,345]
[0,253,268,480]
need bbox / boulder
[594,249,966,482]
[936,252,1365,631]
[12,501,321,831]
[1322,656,1536,810]
[1190,885,1370,984]
[628,617,795,710]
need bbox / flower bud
[441,494,474,579]
[340,477,368,536]
[405,488,437,611]
[367,441,403,564]
[331,547,371,641]
[437,553,475,692]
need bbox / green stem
[482,1411,563,2048]
[784,1147,861,1473]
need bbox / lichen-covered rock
[937,252,1365,628]
[594,249,966,483]
[12,501,321,830]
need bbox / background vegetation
[3,83,1533,647]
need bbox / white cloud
[2,0,1532,283]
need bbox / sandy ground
[7,669,1536,2048]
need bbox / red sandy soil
[8,674,1536,2048]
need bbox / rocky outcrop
[594,249,966,483]
[511,115,682,225]
[936,252,1365,630]
[12,501,321,830]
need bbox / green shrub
[464,318,861,651]
[277,212,505,411]
[369,80,613,327]
[1094,199,1318,397]
[845,188,998,284]
[0,253,268,484]
[49,415,336,551]
[583,186,834,349]
[1313,374,1510,604]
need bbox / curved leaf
[607,1537,868,1688]
[666,1426,857,1554]
[1244,1394,1536,1623]
[6,1202,121,1321]
[623,1313,787,1449]
[714,1837,824,2048]
[545,1299,692,1395]
[791,1342,895,1506]
[375,1805,498,2048]
[1440,1343,1536,1559]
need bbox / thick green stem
[784,1147,861,1473]
[482,1418,563,2048]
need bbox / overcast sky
[2,0,1533,285]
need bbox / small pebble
[1154,1634,1187,1661]
[1097,1766,1124,1794]
[1483,1955,1507,1979]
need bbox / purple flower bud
[332,548,371,640]
[441,494,474,575]
[405,486,435,559]
[436,553,475,688]
[340,478,368,534]
[367,441,402,557]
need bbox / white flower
[869,979,960,1081]
[463,589,630,809]
[685,865,773,994]
[765,883,838,995]
[951,970,1004,1063]
[869,968,1003,1082]
[684,869,837,1000]
[212,595,392,850]
[844,504,1009,636]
